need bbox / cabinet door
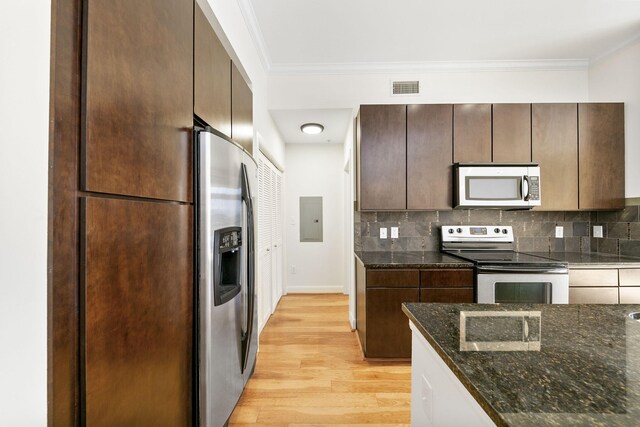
[358,105,407,210]
[366,288,419,357]
[194,4,231,136]
[493,104,531,163]
[231,62,254,153]
[83,0,193,202]
[578,103,625,210]
[82,197,192,426]
[407,104,453,209]
[532,104,578,210]
[420,288,473,303]
[453,104,491,163]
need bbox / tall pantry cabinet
[51,0,195,424]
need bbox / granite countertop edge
[401,303,508,427]
[354,251,474,269]
[526,251,640,267]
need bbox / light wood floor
[229,293,411,426]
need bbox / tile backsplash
[354,202,640,258]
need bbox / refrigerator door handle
[240,163,255,373]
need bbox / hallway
[229,294,411,425]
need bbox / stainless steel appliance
[196,127,258,426]
[454,163,541,209]
[441,225,568,304]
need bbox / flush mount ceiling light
[300,123,324,135]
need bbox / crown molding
[237,0,272,72]
[267,59,590,75]
[590,31,640,66]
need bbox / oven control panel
[441,225,514,243]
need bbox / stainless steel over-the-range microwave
[453,163,541,209]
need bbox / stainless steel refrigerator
[195,127,258,426]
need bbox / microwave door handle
[523,175,531,201]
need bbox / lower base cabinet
[410,321,496,426]
[569,267,640,304]
[356,257,473,358]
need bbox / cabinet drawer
[619,269,640,287]
[569,269,618,287]
[620,287,640,304]
[367,269,419,288]
[420,288,473,303]
[569,287,618,304]
[421,269,474,288]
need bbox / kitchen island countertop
[403,302,640,426]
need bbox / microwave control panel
[528,176,540,200]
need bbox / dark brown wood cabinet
[453,104,492,163]
[420,269,474,303]
[231,61,254,153]
[493,104,531,163]
[532,104,579,210]
[82,0,193,202]
[356,259,474,358]
[357,105,407,210]
[82,197,192,426]
[194,3,231,136]
[578,103,625,210]
[407,104,453,210]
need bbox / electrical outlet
[555,226,563,238]
[380,227,387,239]
[291,265,296,274]
[593,225,604,238]
[391,226,399,239]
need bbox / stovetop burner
[440,225,567,268]
[445,250,566,267]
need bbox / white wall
[589,39,640,198]
[268,68,589,109]
[0,1,50,425]
[285,144,345,293]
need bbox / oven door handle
[477,265,568,274]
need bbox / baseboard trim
[286,286,345,293]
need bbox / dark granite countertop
[403,303,640,426]
[527,251,640,267]
[355,251,473,269]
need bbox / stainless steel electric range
[441,225,569,304]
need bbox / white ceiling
[245,0,640,72]
[270,109,353,144]
[248,0,640,145]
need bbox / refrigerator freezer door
[198,130,244,426]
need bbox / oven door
[477,268,569,304]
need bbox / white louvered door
[257,153,284,330]
[258,157,272,330]
[271,171,283,311]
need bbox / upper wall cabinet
[493,104,531,163]
[453,104,491,163]
[83,0,193,202]
[231,62,254,154]
[532,104,579,210]
[407,104,453,210]
[579,103,625,210]
[357,105,407,210]
[194,4,231,137]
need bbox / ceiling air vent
[391,80,420,96]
